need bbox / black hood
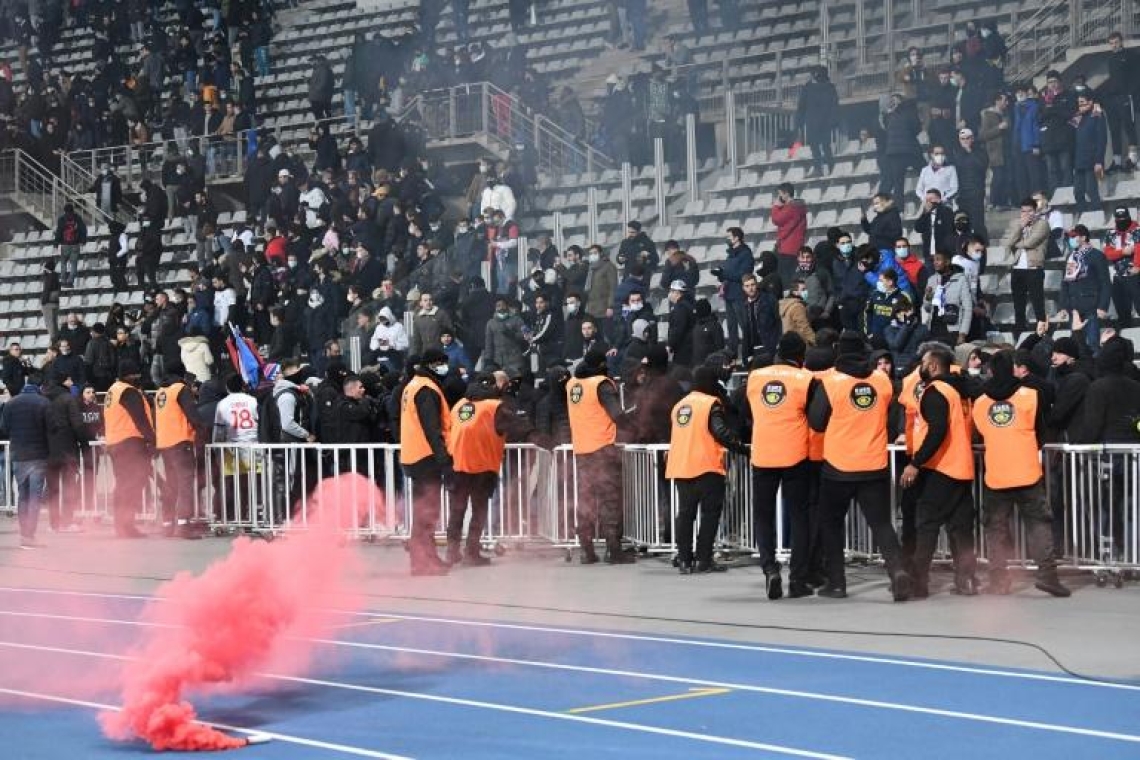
[574,361,609,380]
[463,380,500,402]
[834,354,873,378]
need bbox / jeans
[42,303,58,340]
[809,137,833,173]
[60,245,80,285]
[184,70,198,95]
[14,459,47,540]
[344,88,357,126]
[724,298,747,361]
[1043,151,1072,194]
[1073,167,1101,211]
[255,46,271,77]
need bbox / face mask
[628,302,643,312]
[799,290,809,301]
[288,260,297,269]
[1068,236,1080,250]
[457,225,469,234]
[496,311,509,320]
[839,242,853,255]
[588,253,600,264]
[932,154,945,165]
[967,367,981,376]
[968,248,984,260]
[876,281,889,294]
[981,28,991,38]
[432,364,449,377]
[1016,94,1027,103]
[955,220,970,231]
[895,247,910,259]
[566,303,579,315]
[1117,220,1131,232]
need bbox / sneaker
[56,524,84,533]
[19,538,44,549]
[695,560,728,574]
[817,586,847,599]
[787,581,815,598]
[1035,574,1072,598]
[765,571,784,600]
[891,570,914,602]
[463,553,492,567]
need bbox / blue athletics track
[0,585,1137,759]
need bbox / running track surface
[0,586,1138,759]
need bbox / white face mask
[588,253,600,264]
[628,302,643,312]
[876,281,889,294]
[967,367,982,376]
[432,364,449,377]
[566,303,579,315]
[839,242,853,255]
[799,290,809,301]
[932,154,945,165]
[968,248,984,260]
[895,247,910,259]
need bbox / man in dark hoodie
[899,347,978,597]
[399,349,455,576]
[43,381,91,533]
[667,365,750,574]
[972,350,1070,597]
[0,370,51,548]
[712,227,755,363]
[808,331,913,600]
[566,347,633,564]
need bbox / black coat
[0,387,51,461]
[666,299,695,367]
[882,99,922,158]
[952,146,989,197]
[796,80,840,143]
[45,387,90,463]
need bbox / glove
[710,267,724,278]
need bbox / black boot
[464,544,492,567]
[445,542,462,566]
[765,571,783,600]
[696,560,728,573]
[604,532,635,564]
[891,570,914,602]
[1035,570,1071,598]
[952,571,979,596]
[578,533,599,565]
[787,581,814,598]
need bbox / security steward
[745,332,819,599]
[104,361,154,538]
[445,372,537,566]
[899,347,978,597]
[155,373,208,538]
[667,366,749,574]
[808,331,913,601]
[566,346,633,564]
[399,349,454,576]
[971,350,1070,597]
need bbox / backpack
[256,386,284,443]
[61,216,80,245]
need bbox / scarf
[1065,245,1089,282]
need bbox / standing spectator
[48,340,86,389]
[482,296,528,377]
[44,381,90,533]
[896,48,931,129]
[1,343,28,395]
[658,243,699,296]
[1059,225,1111,352]
[832,233,868,331]
[584,245,619,322]
[0,370,50,548]
[1103,208,1140,328]
[877,94,921,200]
[616,221,659,278]
[90,166,123,218]
[1072,93,1108,213]
[410,292,453,357]
[913,188,956,260]
[40,260,61,342]
[1001,198,1051,334]
[135,221,163,290]
[951,68,985,133]
[371,306,410,373]
[308,54,335,120]
[84,324,116,392]
[914,145,958,206]
[979,91,1012,209]
[665,281,695,366]
[779,281,816,347]
[796,66,839,176]
[922,251,974,346]
[864,269,909,342]
[712,227,755,362]
[58,313,91,357]
[1102,32,1139,174]
[742,273,781,361]
[690,300,725,366]
[952,127,990,241]
[53,204,87,288]
[1040,70,1076,193]
[771,183,807,288]
[1010,85,1044,202]
[928,68,957,153]
[861,192,904,252]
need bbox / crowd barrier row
[1,440,1136,580]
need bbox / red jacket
[898,254,926,290]
[1104,221,1140,268]
[265,235,287,266]
[771,199,807,256]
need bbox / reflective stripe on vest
[972,387,1043,490]
[746,364,813,468]
[665,392,726,479]
[821,370,894,473]
[566,375,617,455]
[400,376,450,466]
[155,382,196,450]
[913,379,975,482]
[104,380,153,445]
[448,398,505,474]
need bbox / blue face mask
[1067,236,1079,250]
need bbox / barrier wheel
[493,543,506,556]
[1095,573,1108,588]
[564,550,573,563]
[1114,574,1125,589]
[213,527,225,537]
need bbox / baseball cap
[958,128,974,138]
[278,168,291,178]
[668,279,688,292]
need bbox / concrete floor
[1,521,1137,683]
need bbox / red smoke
[100,474,376,751]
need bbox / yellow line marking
[567,687,731,714]
[334,618,402,629]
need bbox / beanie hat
[1051,336,1082,361]
[420,348,448,366]
[694,300,712,318]
[837,330,868,357]
[582,346,609,371]
[642,344,669,371]
[692,366,722,396]
[1097,336,1134,375]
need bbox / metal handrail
[2,148,117,229]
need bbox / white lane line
[0,683,414,759]
[0,640,847,760]
[2,614,1140,746]
[0,586,1134,693]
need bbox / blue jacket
[1013,99,1041,152]
[612,275,649,311]
[863,250,915,299]
[832,256,869,308]
[717,243,755,302]
[443,341,472,371]
[0,384,51,461]
[1073,111,1108,169]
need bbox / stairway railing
[1,149,116,229]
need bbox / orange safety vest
[972,387,1043,490]
[821,370,894,473]
[104,380,154,445]
[665,392,726,479]
[566,375,617,455]
[400,376,451,466]
[899,368,923,455]
[447,398,506,475]
[155,382,196,450]
[912,379,975,482]
[746,364,813,468]
[808,368,834,462]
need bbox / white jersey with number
[214,393,260,443]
